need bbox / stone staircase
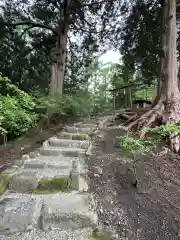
[0,120,99,239]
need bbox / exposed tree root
[126,99,180,154]
[116,113,130,121]
[117,108,151,125]
[127,100,164,130]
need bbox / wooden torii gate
[109,83,135,111]
[109,83,151,111]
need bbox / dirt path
[88,119,180,240]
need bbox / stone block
[0,193,42,235]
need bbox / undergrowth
[0,74,109,143]
[119,124,180,182]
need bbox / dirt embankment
[0,114,78,171]
[88,120,180,240]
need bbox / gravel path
[87,122,180,240]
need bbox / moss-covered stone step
[32,177,71,194]
[57,132,90,140]
[39,192,97,231]
[64,126,93,134]
[9,168,71,193]
[48,137,89,149]
[40,146,86,158]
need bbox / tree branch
[0,21,56,34]
[82,0,107,7]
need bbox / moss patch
[32,189,64,194]
[90,228,116,240]
[72,134,89,140]
[0,174,11,195]
[32,177,71,194]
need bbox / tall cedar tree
[127,0,180,153]
[1,0,121,94]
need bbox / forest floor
[88,118,180,240]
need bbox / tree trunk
[50,24,68,95]
[163,0,179,99]
[49,0,70,95]
[152,0,168,106]
[128,86,132,108]
[127,0,180,153]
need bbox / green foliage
[1,96,38,136]
[62,93,94,117]
[0,0,122,93]
[37,92,94,118]
[133,85,156,101]
[142,124,180,144]
[0,74,106,142]
[119,131,153,176]
[0,116,7,136]
[120,134,151,158]
[0,75,38,138]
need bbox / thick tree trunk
[152,0,168,106]
[49,0,70,95]
[50,24,68,95]
[163,0,179,99]
[127,0,180,153]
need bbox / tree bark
[152,0,168,106]
[163,0,179,99]
[127,0,180,153]
[49,0,70,95]
[50,24,68,95]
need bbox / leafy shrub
[0,95,38,138]
[0,74,108,142]
[0,75,36,111]
[0,75,38,139]
[61,93,94,117]
[36,92,94,118]
[119,132,153,178]
[142,125,180,144]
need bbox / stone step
[64,126,93,134]
[57,132,90,140]
[74,123,97,129]
[9,167,71,193]
[0,192,97,235]
[40,146,86,158]
[0,193,42,235]
[39,192,97,231]
[23,155,73,170]
[48,137,89,149]
[81,118,99,124]
[0,228,93,240]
